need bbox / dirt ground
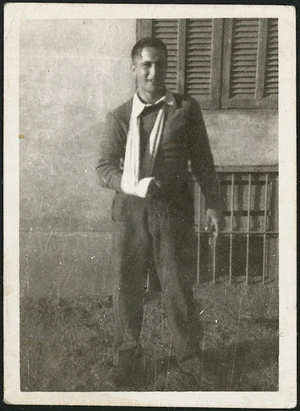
[20,277,278,392]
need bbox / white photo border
[4,3,297,408]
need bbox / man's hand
[135,178,162,198]
[205,208,222,238]
[146,178,162,198]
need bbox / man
[96,37,221,389]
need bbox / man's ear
[130,62,136,74]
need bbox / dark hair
[131,37,168,61]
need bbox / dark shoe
[104,348,146,390]
[185,368,220,391]
[104,363,129,390]
[131,353,147,388]
[179,356,221,391]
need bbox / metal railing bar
[229,173,234,284]
[203,231,278,235]
[209,236,217,284]
[221,210,271,216]
[275,238,279,282]
[195,230,279,236]
[188,165,278,176]
[213,238,216,284]
[196,184,201,284]
[245,174,251,284]
[220,180,273,187]
[262,173,269,284]
[215,165,278,173]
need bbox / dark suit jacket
[96,93,219,221]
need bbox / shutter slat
[154,31,177,37]
[234,27,260,33]
[154,29,178,34]
[235,19,259,25]
[232,67,257,72]
[187,40,212,45]
[187,42,212,47]
[187,66,211,72]
[265,87,278,92]
[186,33,213,39]
[186,79,210,84]
[186,73,211,79]
[187,57,214,63]
[188,50,212,56]
[232,77,256,83]
[188,20,212,26]
[232,56,257,62]
[232,50,258,56]
[155,20,178,25]
[229,90,254,94]
[186,87,210,92]
[186,88,210,93]
[231,84,256,89]
[233,44,259,50]
[232,72,257,76]
[234,38,260,44]
[231,32,259,38]
[188,29,213,34]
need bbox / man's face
[131,46,167,102]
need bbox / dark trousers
[110,194,203,367]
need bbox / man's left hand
[146,178,162,198]
[205,208,222,238]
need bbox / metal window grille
[191,165,278,285]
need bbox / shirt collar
[132,89,176,118]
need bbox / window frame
[221,18,278,109]
[136,18,278,110]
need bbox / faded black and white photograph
[4,3,297,408]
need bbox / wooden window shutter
[264,19,278,98]
[185,19,223,108]
[222,18,278,108]
[152,19,179,91]
[185,19,213,97]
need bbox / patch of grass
[20,281,278,391]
